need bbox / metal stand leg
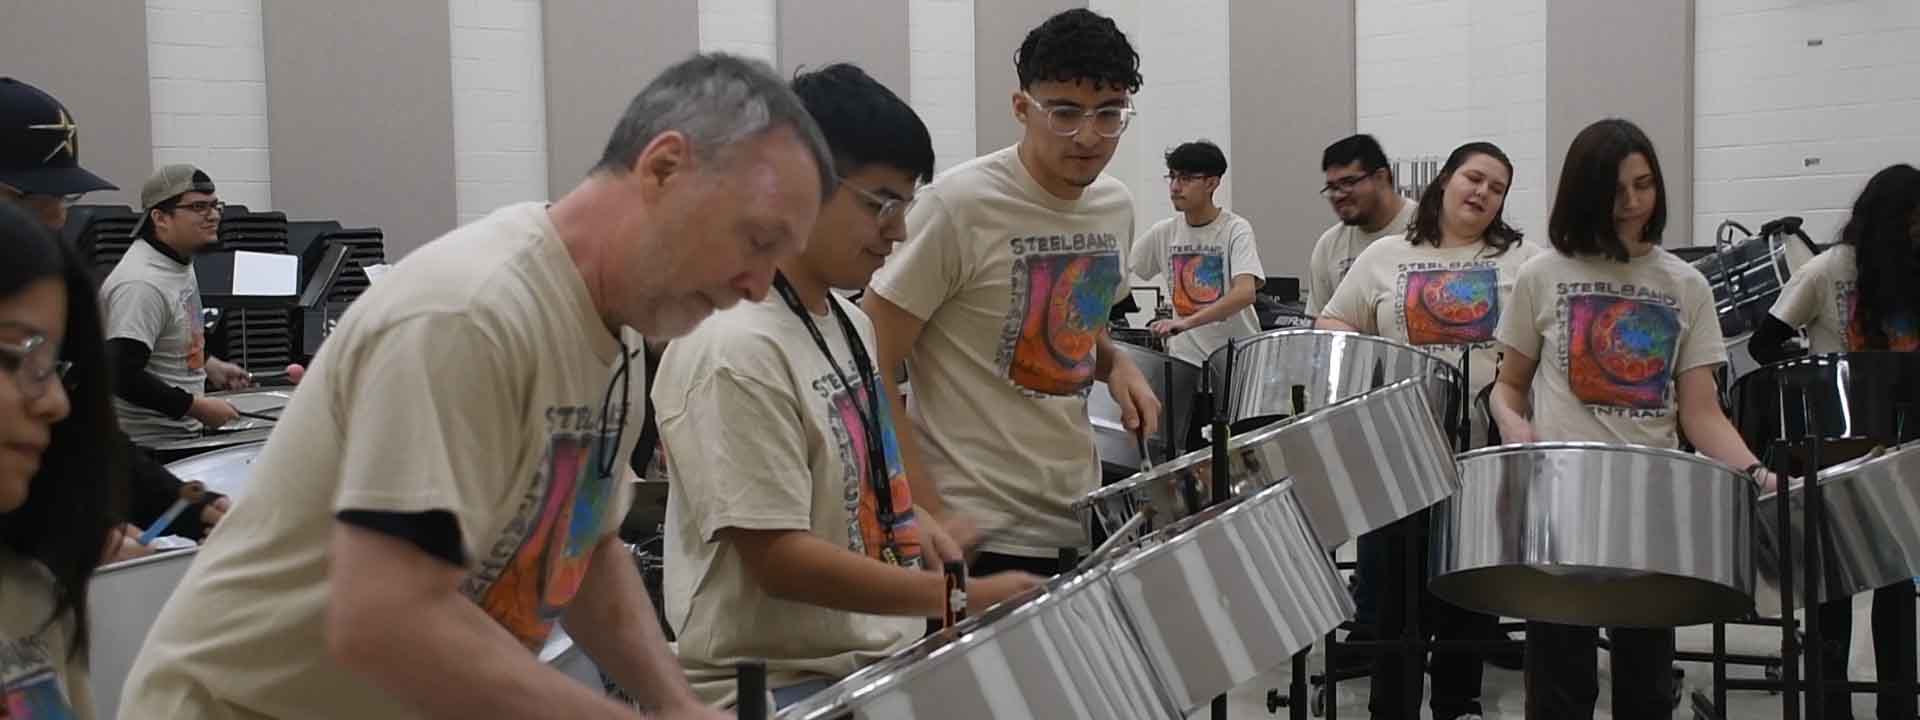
[1775,441,1802,720]
[1713,621,1728,717]
[1292,648,1311,720]
[1803,424,1827,720]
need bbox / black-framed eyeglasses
[1319,170,1380,198]
[839,177,916,226]
[0,335,74,400]
[1021,92,1136,139]
[174,200,226,217]
[1165,173,1217,185]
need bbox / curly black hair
[1015,9,1143,93]
[1165,140,1227,177]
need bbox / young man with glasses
[862,8,1161,578]
[1308,134,1416,315]
[100,164,252,447]
[652,63,1043,711]
[1128,139,1264,366]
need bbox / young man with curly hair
[862,8,1161,578]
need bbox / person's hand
[1148,317,1186,337]
[207,358,253,390]
[201,496,232,529]
[189,396,242,429]
[658,696,730,720]
[1495,416,1535,445]
[967,571,1045,615]
[917,510,964,570]
[103,524,155,564]
[1106,360,1162,439]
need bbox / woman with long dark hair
[1755,163,1920,720]
[0,200,122,718]
[1488,118,1772,719]
[1318,140,1536,719]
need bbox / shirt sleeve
[1306,227,1336,316]
[1494,261,1545,361]
[101,280,174,347]
[869,192,967,322]
[1228,218,1266,284]
[1319,246,1379,334]
[1768,252,1822,329]
[1675,270,1730,373]
[652,341,814,543]
[1130,221,1164,282]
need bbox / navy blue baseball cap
[0,77,118,195]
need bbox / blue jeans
[772,678,836,710]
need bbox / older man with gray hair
[121,53,832,719]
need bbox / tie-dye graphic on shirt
[461,403,623,650]
[1401,268,1500,347]
[998,233,1123,397]
[179,287,205,371]
[1565,294,1680,411]
[1840,288,1920,351]
[816,370,923,568]
[1170,251,1225,317]
[0,635,75,719]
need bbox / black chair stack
[211,207,295,375]
[69,205,140,279]
[317,227,387,307]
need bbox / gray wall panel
[262,0,456,258]
[544,0,699,197]
[1547,0,1695,243]
[0,3,153,207]
[1230,0,1357,277]
[777,0,910,99]
[973,0,1084,156]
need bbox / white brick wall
[1355,0,1546,237]
[145,0,272,210]
[450,0,549,225]
[909,0,977,175]
[1693,0,1920,247]
[699,0,777,65]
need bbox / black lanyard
[771,273,901,559]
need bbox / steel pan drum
[1208,329,1462,432]
[90,548,199,719]
[1105,479,1352,714]
[1756,441,1920,612]
[1076,377,1458,551]
[1089,343,1203,475]
[1730,352,1920,465]
[148,389,288,459]
[1432,443,1756,627]
[164,440,267,500]
[776,565,1173,720]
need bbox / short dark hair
[1015,9,1143,94]
[1547,118,1668,262]
[1842,163,1920,349]
[595,52,836,202]
[1323,134,1390,174]
[1165,140,1227,177]
[1405,141,1523,256]
[138,196,182,242]
[790,64,935,184]
[0,200,123,660]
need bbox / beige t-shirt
[1320,236,1540,445]
[121,202,639,719]
[1495,248,1725,447]
[100,239,208,443]
[1306,199,1418,315]
[868,144,1133,557]
[655,293,924,707]
[1128,210,1265,366]
[0,551,93,720]
[1769,244,1920,354]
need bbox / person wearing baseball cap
[0,77,118,230]
[101,164,254,450]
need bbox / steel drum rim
[1072,376,1434,510]
[96,547,199,575]
[1104,478,1304,574]
[1754,441,1897,503]
[1206,327,1464,379]
[1459,440,1750,477]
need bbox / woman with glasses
[1317,141,1536,720]
[0,200,124,718]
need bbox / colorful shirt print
[1398,265,1500,347]
[998,233,1123,397]
[461,402,625,649]
[1564,293,1681,413]
[1170,249,1226,317]
[817,372,923,568]
[179,287,205,371]
[1,636,75,719]
[1839,283,1920,351]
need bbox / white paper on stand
[361,263,392,285]
[230,251,299,296]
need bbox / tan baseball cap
[130,163,216,235]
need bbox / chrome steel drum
[1756,441,1920,612]
[149,389,287,459]
[776,565,1173,720]
[164,440,267,500]
[1693,231,1817,337]
[1207,329,1462,432]
[1090,343,1203,475]
[1075,377,1458,550]
[1105,480,1352,714]
[1730,352,1920,465]
[90,548,200,720]
[1431,443,1757,628]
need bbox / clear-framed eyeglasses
[1021,92,1136,139]
[0,335,74,400]
[839,177,917,226]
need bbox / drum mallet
[735,660,768,719]
[136,480,208,545]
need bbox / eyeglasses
[839,177,916,226]
[1166,173,1216,185]
[0,335,74,401]
[1320,171,1378,198]
[174,200,226,218]
[1021,92,1136,139]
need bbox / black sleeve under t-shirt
[336,510,468,567]
[107,337,195,418]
